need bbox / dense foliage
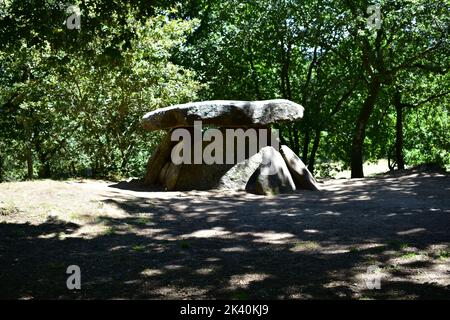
[0,0,449,181]
[0,2,201,180]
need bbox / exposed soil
[0,170,449,299]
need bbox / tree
[342,0,449,177]
[0,3,202,180]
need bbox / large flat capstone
[142,99,304,131]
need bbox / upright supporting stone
[144,130,175,185]
[217,151,264,191]
[245,146,296,195]
[280,145,320,191]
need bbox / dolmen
[142,99,320,195]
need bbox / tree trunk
[287,124,295,152]
[23,119,34,180]
[26,145,33,179]
[35,142,52,178]
[292,126,299,155]
[248,43,261,100]
[302,129,310,163]
[0,154,4,182]
[351,79,381,178]
[308,129,321,174]
[394,92,405,170]
[38,162,51,178]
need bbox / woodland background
[0,0,448,182]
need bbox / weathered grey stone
[173,163,234,191]
[142,99,306,194]
[169,143,263,191]
[142,99,304,131]
[280,145,320,191]
[144,131,176,185]
[165,131,234,190]
[164,162,182,191]
[217,152,263,191]
[245,147,296,195]
[158,162,170,186]
[159,128,278,191]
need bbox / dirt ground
[0,170,449,299]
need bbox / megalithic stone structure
[141,99,320,194]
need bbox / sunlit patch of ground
[333,159,389,179]
[0,171,449,299]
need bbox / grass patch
[384,264,400,271]
[365,257,379,265]
[121,224,133,232]
[134,217,151,226]
[387,239,410,251]
[291,241,321,251]
[0,201,19,216]
[68,211,82,221]
[435,250,450,260]
[132,244,146,252]
[94,201,104,209]
[179,240,191,250]
[103,226,116,236]
[95,216,110,223]
[349,247,359,254]
[231,291,249,300]
[399,252,417,259]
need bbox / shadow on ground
[0,172,449,299]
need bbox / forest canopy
[0,0,449,182]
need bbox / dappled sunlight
[141,269,164,277]
[228,273,271,290]
[250,231,296,245]
[315,211,342,216]
[397,228,426,236]
[412,262,450,286]
[303,229,321,234]
[1,0,448,302]
[195,267,217,275]
[1,172,449,299]
[164,264,184,271]
[181,227,231,239]
[290,241,322,252]
[220,246,249,253]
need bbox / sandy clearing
[0,171,449,299]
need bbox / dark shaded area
[109,179,164,192]
[0,172,449,299]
